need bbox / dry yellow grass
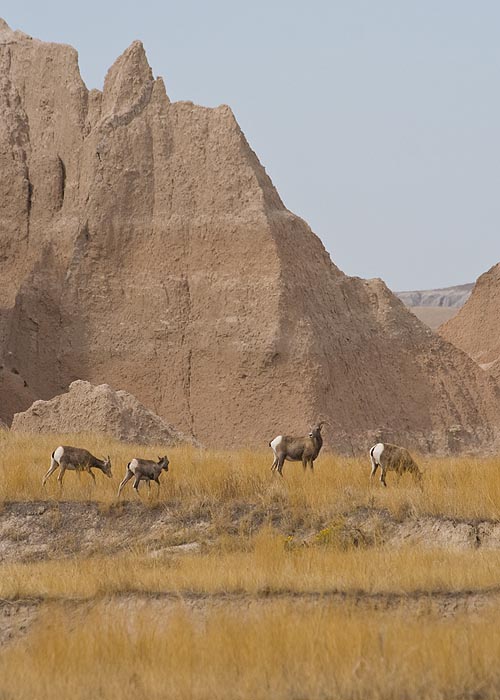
[1,528,500,600]
[1,430,500,520]
[1,599,500,699]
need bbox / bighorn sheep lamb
[117,456,169,496]
[42,446,112,486]
[270,422,324,476]
[369,442,422,487]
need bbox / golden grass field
[1,430,500,699]
[2,600,500,700]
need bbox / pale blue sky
[4,1,499,290]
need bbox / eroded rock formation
[1,19,499,452]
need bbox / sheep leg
[270,453,278,472]
[117,470,134,497]
[133,475,142,494]
[42,459,59,486]
[370,456,379,478]
[302,457,308,472]
[380,467,387,487]
[57,465,67,487]
[309,458,314,472]
[277,456,286,477]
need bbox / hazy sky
[4,1,499,290]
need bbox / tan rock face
[11,380,192,445]
[1,20,499,452]
[490,361,500,383]
[440,263,500,369]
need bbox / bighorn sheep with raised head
[42,446,112,486]
[270,422,325,476]
[117,456,169,496]
[369,442,422,487]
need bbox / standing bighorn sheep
[117,456,170,496]
[369,442,422,487]
[42,446,112,486]
[270,422,325,476]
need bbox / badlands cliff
[0,19,499,452]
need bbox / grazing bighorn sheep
[117,456,169,496]
[270,422,325,476]
[42,446,112,486]
[369,442,422,487]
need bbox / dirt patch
[0,599,39,646]
[111,587,500,617]
[2,501,500,564]
[1,588,499,648]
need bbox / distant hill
[395,283,474,330]
[396,283,474,309]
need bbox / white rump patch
[270,436,282,454]
[371,443,384,464]
[53,446,64,462]
[129,458,139,473]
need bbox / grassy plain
[1,430,500,699]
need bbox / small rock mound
[11,381,195,445]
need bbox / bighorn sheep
[42,446,112,486]
[117,456,169,496]
[270,422,324,476]
[369,442,422,487]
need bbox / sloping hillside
[440,264,500,373]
